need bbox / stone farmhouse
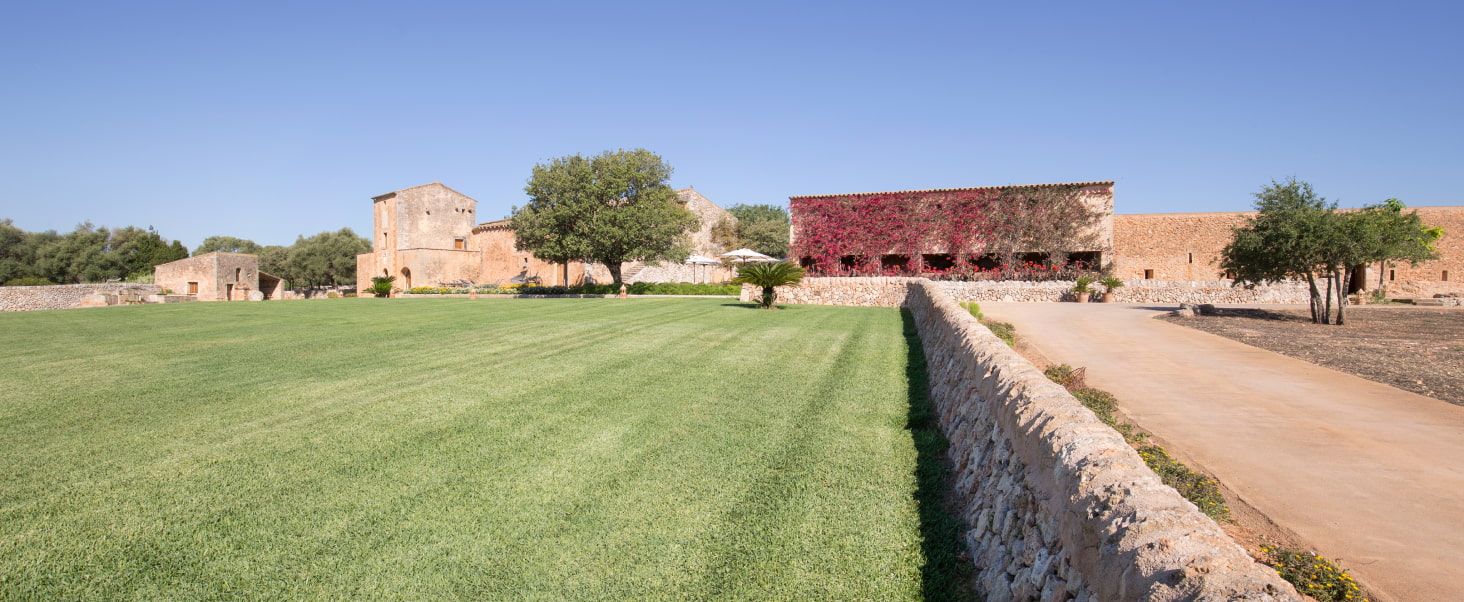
[154,252,283,301]
[355,182,736,292]
[787,181,1463,297]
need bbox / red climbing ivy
[790,184,1112,280]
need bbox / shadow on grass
[717,302,806,310]
[901,310,977,602]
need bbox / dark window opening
[880,255,909,270]
[1444,270,1450,282]
[1188,252,1194,264]
[1389,269,1396,281]
[235,268,242,282]
[1144,269,1155,280]
[922,254,955,269]
[799,257,815,269]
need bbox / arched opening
[401,267,412,290]
[235,268,242,282]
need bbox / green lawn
[0,298,944,600]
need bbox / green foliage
[1135,445,1229,520]
[1099,276,1125,293]
[368,275,395,297]
[983,321,1016,347]
[727,204,791,258]
[0,220,188,284]
[286,228,371,287]
[193,235,262,256]
[512,149,698,283]
[1260,546,1369,601]
[1043,364,1086,390]
[257,245,291,281]
[4,275,55,286]
[732,261,806,309]
[1222,179,1442,325]
[1072,274,1096,294]
[959,301,983,320]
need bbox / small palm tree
[368,275,395,297]
[733,262,805,309]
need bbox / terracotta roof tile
[788,181,1114,200]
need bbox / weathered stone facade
[1113,207,1464,298]
[356,183,736,291]
[154,252,282,301]
[742,277,1311,306]
[907,280,1300,600]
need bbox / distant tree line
[193,229,371,288]
[0,219,371,288]
[0,219,188,285]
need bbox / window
[235,268,242,282]
[454,238,465,250]
[1188,252,1193,264]
[187,282,198,294]
[1144,269,1154,280]
[1389,269,1396,281]
[1444,270,1450,282]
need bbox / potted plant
[1073,274,1095,303]
[1099,276,1125,303]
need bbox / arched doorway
[401,267,412,290]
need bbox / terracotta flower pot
[1076,292,1091,303]
[1101,292,1115,303]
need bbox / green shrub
[368,276,395,297]
[960,301,984,320]
[327,291,339,299]
[343,293,356,298]
[1072,274,1096,294]
[983,321,1016,347]
[518,285,572,295]
[1260,547,1368,601]
[1043,364,1086,390]
[1136,445,1229,520]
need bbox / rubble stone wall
[907,280,1299,601]
[740,277,1311,306]
[0,284,162,312]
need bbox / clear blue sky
[2,1,1459,250]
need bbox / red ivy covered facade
[789,182,1114,279]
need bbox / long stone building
[355,182,735,291]
[786,181,1462,296]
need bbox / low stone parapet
[907,280,1298,600]
[741,277,1312,307]
[0,284,162,312]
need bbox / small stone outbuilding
[154,252,282,301]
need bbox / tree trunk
[1317,273,1329,325]
[606,261,623,284]
[762,285,777,308]
[1323,272,1334,325]
[1378,260,1387,293]
[1335,266,1349,326]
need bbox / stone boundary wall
[0,284,163,312]
[740,277,1312,306]
[907,280,1298,600]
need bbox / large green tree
[286,228,371,287]
[1221,179,1441,325]
[726,204,791,258]
[511,149,698,283]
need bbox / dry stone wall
[907,281,1299,601]
[741,277,1311,306]
[0,284,162,312]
